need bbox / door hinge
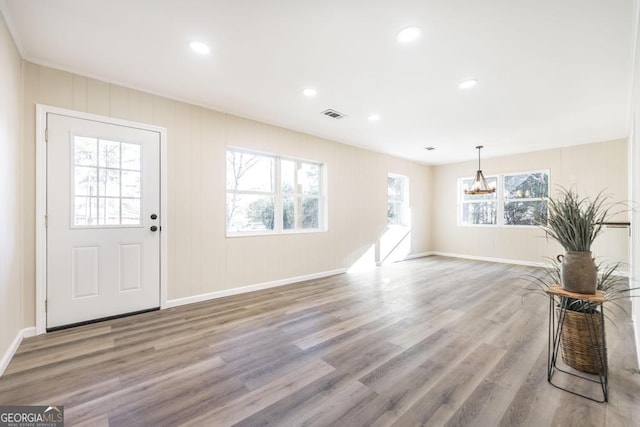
[45,300,47,312]
[44,214,48,228]
[45,128,48,142]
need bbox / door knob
[150,225,158,232]
[151,214,158,220]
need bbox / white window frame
[226,147,326,236]
[458,169,549,228]
[502,169,550,228]
[387,173,410,227]
[458,174,499,227]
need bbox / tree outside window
[503,171,549,226]
[460,176,498,225]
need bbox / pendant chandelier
[464,145,495,195]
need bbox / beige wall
[630,0,640,367]
[19,63,432,319]
[431,140,629,266]
[0,11,25,366]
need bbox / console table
[546,285,607,403]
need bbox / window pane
[98,197,121,225]
[462,177,498,201]
[226,151,274,192]
[98,169,120,197]
[74,137,98,166]
[121,143,141,170]
[74,197,97,226]
[73,137,143,227]
[281,159,295,194]
[462,202,497,225]
[75,166,97,196]
[122,171,141,198]
[226,194,274,232]
[504,172,548,199]
[504,200,547,225]
[388,177,403,202]
[99,139,120,168]
[121,199,141,225]
[388,202,403,225]
[299,163,320,195]
[302,198,319,228]
[283,197,294,229]
[282,197,320,230]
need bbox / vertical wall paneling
[17,61,435,318]
[431,140,630,267]
[630,0,640,369]
[86,79,110,116]
[21,62,38,326]
[109,85,129,119]
[0,11,26,373]
[71,75,87,112]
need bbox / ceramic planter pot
[557,251,597,294]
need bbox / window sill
[458,223,539,229]
[226,228,327,238]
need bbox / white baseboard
[166,268,348,308]
[429,251,545,268]
[0,327,36,377]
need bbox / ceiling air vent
[321,109,347,119]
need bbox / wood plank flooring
[1,256,639,426]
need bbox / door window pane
[99,139,120,168]
[121,199,141,224]
[121,143,141,170]
[74,166,97,196]
[122,171,141,198]
[74,197,98,226]
[99,169,120,197]
[72,136,142,227]
[74,137,98,166]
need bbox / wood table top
[546,285,605,303]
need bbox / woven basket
[559,309,607,374]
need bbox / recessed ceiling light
[189,41,210,55]
[368,114,381,122]
[397,26,421,44]
[302,88,317,97]
[459,79,478,89]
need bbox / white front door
[46,113,161,329]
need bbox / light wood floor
[1,256,639,426]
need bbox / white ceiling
[1,0,636,164]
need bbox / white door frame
[35,104,168,335]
